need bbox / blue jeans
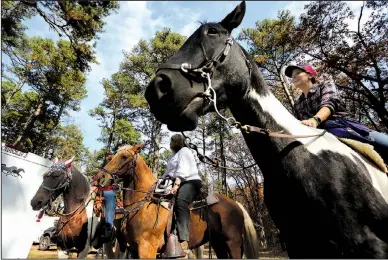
[369,130,388,161]
[370,131,388,148]
[103,190,115,227]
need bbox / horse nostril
[31,199,42,209]
[155,74,172,95]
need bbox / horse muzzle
[31,192,50,211]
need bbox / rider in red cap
[285,64,388,161]
[284,64,341,128]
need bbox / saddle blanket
[338,138,387,173]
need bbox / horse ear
[219,1,246,33]
[132,144,144,154]
[53,157,59,164]
[65,156,75,168]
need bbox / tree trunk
[151,120,162,178]
[102,109,117,167]
[279,71,295,110]
[201,117,209,189]
[3,78,25,109]
[13,99,44,148]
[219,124,227,196]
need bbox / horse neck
[62,167,90,214]
[227,68,321,178]
[123,156,156,206]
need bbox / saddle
[338,138,387,173]
[153,178,220,210]
[154,177,220,258]
[321,116,387,173]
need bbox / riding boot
[101,223,114,243]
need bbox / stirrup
[162,234,186,259]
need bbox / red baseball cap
[285,64,318,78]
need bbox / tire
[39,236,51,251]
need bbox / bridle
[39,163,90,217]
[40,163,73,193]
[98,151,159,224]
[99,153,139,182]
[156,30,327,140]
[157,35,252,127]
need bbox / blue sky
[19,1,365,151]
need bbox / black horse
[145,1,388,258]
[30,157,100,258]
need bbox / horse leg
[226,239,243,259]
[77,244,90,259]
[137,240,158,259]
[104,238,129,259]
[210,238,229,259]
[194,246,204,259]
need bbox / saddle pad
[339,138,387,173]
[189,193,220,210]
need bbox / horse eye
[122,155,128,160]
[207,28,218,35]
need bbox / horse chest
[58,211,88,243]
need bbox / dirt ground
[28,243,289,259]
[28,245,100,259]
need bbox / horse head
[145,1,256,132]
[100,144,143,184]
[30,157,74,211]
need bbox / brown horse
[99,144,260,259]
[30,157,100,259]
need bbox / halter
[156,35,253,128]
[100,153,138,179]
[157,33,327,141]
[40,163,72,192]
[39,163,90,218]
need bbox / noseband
[156,35,252,127]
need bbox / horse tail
[236,202,260,259]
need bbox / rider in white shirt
[161,134,202,251]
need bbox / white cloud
[344,1,372,33]
[346,1,363,10]
[283,1,311,19]
[69,1,166,150]
[179,17,201,37]
[68,1,206,149]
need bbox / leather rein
[156,34,327,170]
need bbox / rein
[158,35,327,170]
[157,34,328,172]
[99,153,158,216]
[181,132,257,171]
